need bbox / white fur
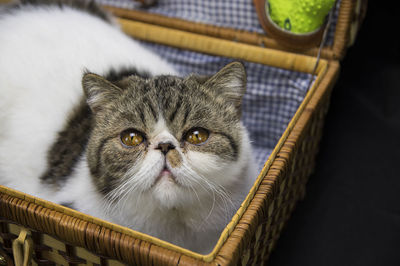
[0,5,256,254]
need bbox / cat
[0,0,256,253]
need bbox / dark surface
[268,1,400,266]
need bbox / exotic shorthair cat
[0,0,256,253]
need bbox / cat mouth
[154,167,177,185]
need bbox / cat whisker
[180,165,214,197]
[201,188,216,229]
[180,164,235,227]
[197,175,235,224]
[185,182,201,205]
[104,171,147,217]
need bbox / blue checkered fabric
[139,42,312,171]
[97,0,341,46]
[94,0,326,171]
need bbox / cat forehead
[101,74,239,133]
[116,75,208,113]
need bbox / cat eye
[185,128,209,145]
[120,129,144,147]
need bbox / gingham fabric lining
[141,42,313,171]
[97,0,341,46]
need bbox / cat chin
[150,168,202,209]
[151,178,187,209]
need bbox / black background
[268,1,400,265]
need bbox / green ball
[268,0,335,33]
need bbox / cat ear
[82,72,124,113]
[204,62,247,109]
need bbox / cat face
[82,62,249,210]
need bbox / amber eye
[185,128,209,145]
[120,129,144,147]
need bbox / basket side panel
[0,194,192,265]
[243,62,339,265]
[212,61,339,266]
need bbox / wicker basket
[0,0,366,265]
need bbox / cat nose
[156,141,175,155]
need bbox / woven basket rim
[104,0,363,60]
